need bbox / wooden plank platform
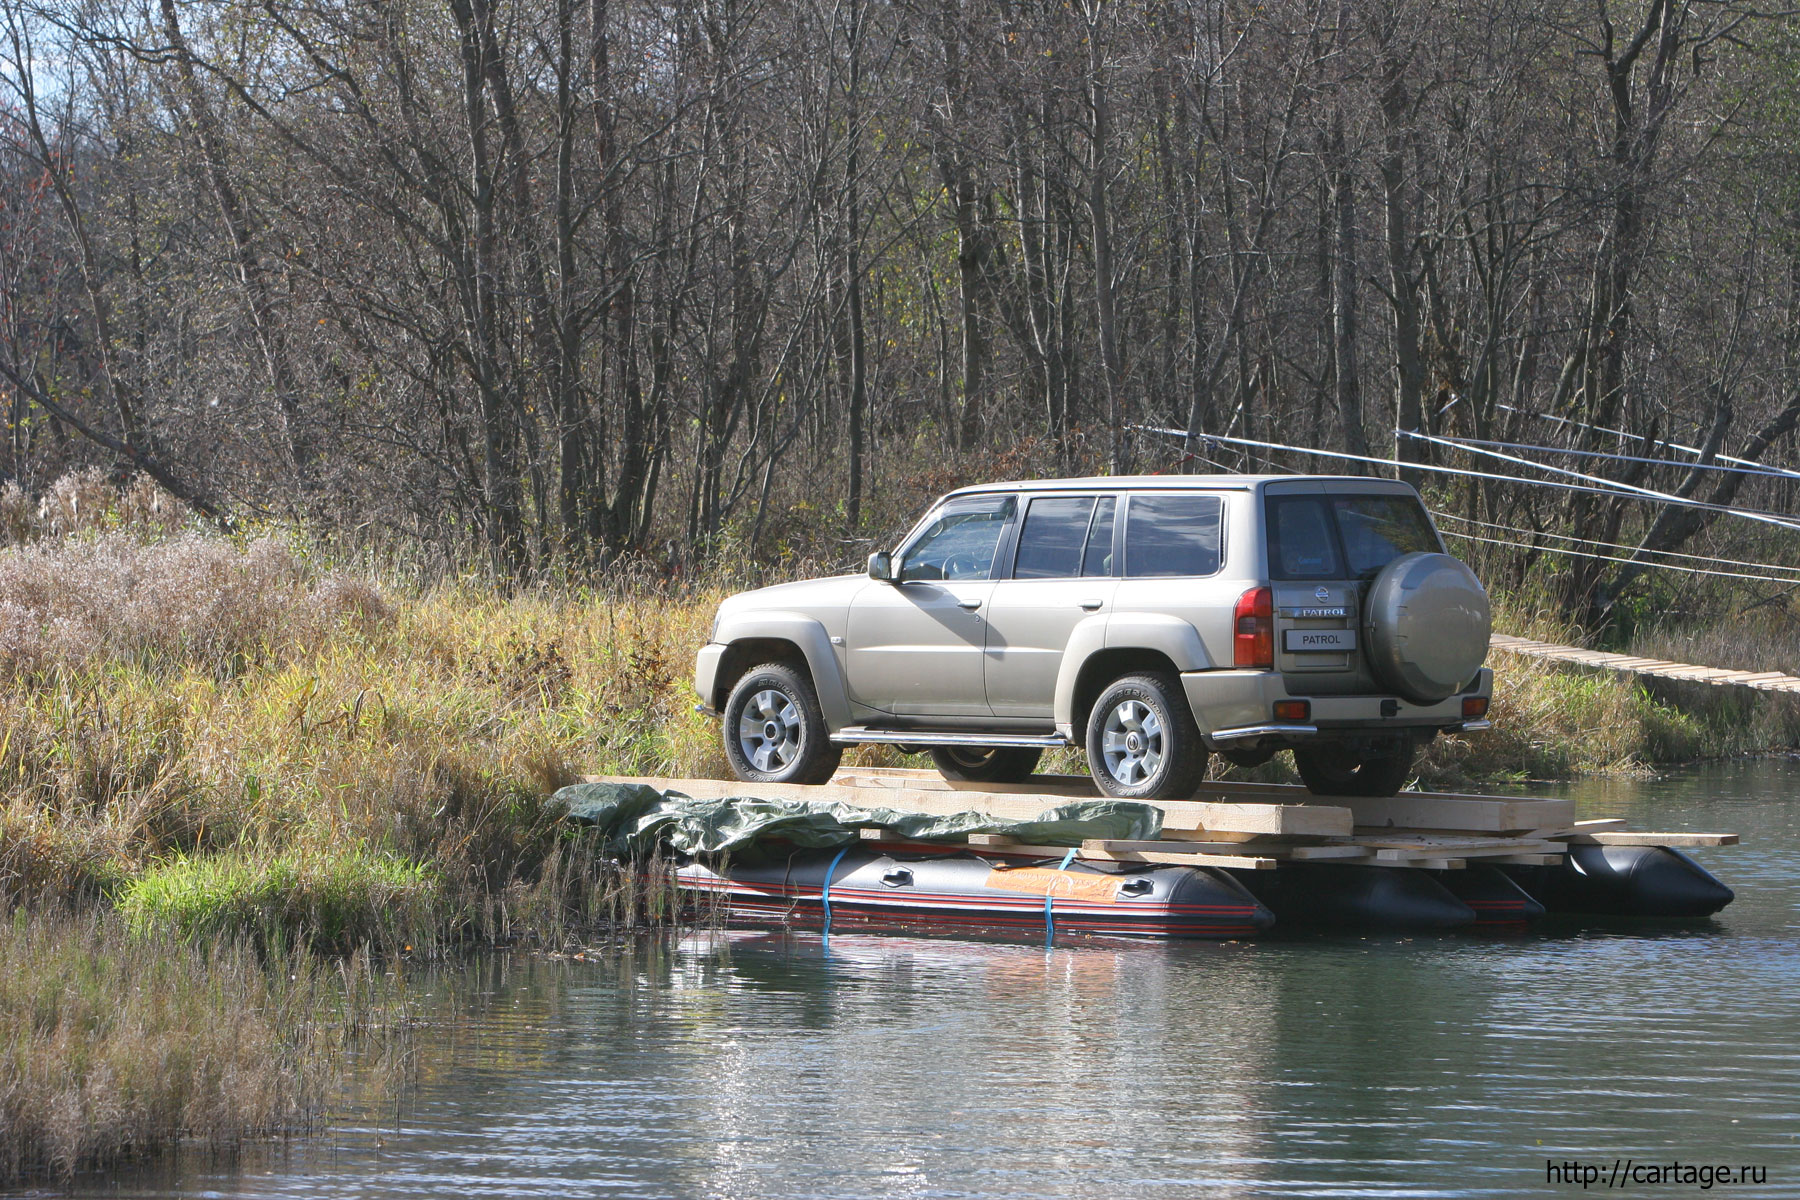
[839,769,1575,834]
[1492,632,1800,694]
[582,774,1354,838]
[580,768,1739,873]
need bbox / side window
[1081,497,1116,577]
[1267,496,1344,580]
[1124,494,1223,578]
[1014,497,1096,579]
[899,496,1017,581]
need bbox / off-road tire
[721,662,843,785]
[1292,744,1415,797]
[929,746,1043,784]
[1084,672,1207,800]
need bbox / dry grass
[0,909,398,1185]
[0,501,731,951]
[0,531,388,676]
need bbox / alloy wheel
[737,688,802,773]
[1101,699,1164,786]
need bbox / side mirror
[868,551,894,581]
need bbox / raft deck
[582,768,1738,872]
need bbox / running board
[830,727,1070,749]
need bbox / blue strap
[821,845,850,936]
[1045,847,1078,942]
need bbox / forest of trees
[2,0,1798,622]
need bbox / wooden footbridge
[1490,633,1800,694]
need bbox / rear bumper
[1182,667,1493,750]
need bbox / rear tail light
[1234,586,1274,669]
[1273,700,1310,722]
[1462,696,1489,719]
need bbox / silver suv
[695,475,1493,799]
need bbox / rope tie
[820,845,850,939]
[1045,847,1078,943]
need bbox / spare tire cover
[1363,552,1491,704]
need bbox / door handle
[1079,599,1104,611]
[957,598,983,610]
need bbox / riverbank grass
[120,847,439,953]
[0,910,391,1184]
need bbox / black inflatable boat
[674,841,1732,939]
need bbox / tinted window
[1334,495,1442,577]
[1125,494,1223,578]
[1266,492,1443,580]
[899,496,1016,581]
[1081,497,1116,577]
[1267,496,1343,579]
[1015,497,1096,579]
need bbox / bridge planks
[1491,633,1800,693]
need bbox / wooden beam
[1346,834,1558,853]
[831,771,1099,799]
[1154,827,1258,845]
[1346,795,1574,834]
[1083,838,1259,856]
[1562,831,1740,847]
[1281,844,1378,860]
[1077,847,1278,870]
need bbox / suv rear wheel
[929,746,1043,784]
[722,662,843,785]
[1292,744,1414,797]
[1085,672,1207,800]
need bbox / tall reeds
[0,909,398,1185]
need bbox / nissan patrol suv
[695,476,1492,799]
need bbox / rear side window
[1124,494,1223,578]
[1266,492,1442,580]
[1081,497,1116,577]
[1014,497,1096,579]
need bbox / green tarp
[554,781,1162,862]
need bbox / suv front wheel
[722,662,844,785]
[1292,744,1414,797]
[1084,673,1208,800]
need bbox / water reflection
[55,759,1800,1199]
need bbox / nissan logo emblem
[1314,586,1331,601]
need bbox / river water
[60,760,1800,1198]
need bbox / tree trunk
[1330,112,1370,470]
